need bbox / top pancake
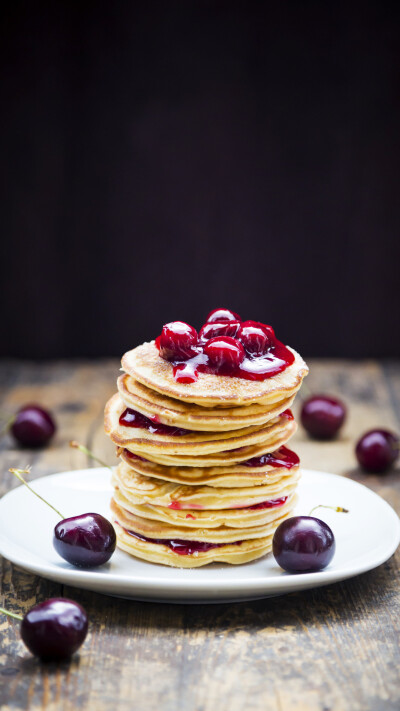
[122,342,308,407]
[117,374,295,431]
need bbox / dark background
[1,1,399,359]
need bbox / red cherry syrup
[156,312,295,384]
[119,408,190,436]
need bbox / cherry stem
[69,441,113,471]
[9,468,64,520]
[0,414,16,437]
[309,504,349,516]
[0,606,23,622]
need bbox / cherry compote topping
[204,336,245,373]
[124,528,243,555]
[156,308,295,383]
[206,308,241,323]
[243,446,299,468]
[119,408,190,436]
[159,321,198,361]
[238,321,274,355]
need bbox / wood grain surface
[0,359,399,711]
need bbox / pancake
[122,341,308,407]
[111,494,296,543]
[113,461,300,510]
[117,373,296,431]
[113,516,275,567]
[113,482,298,529]
[121,419,297,467]
[118,444,300,487]
[105,393,295,456]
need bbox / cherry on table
[159,321,198,361]
[273,516,335,572]
[356,429,399,473]
[300,395,346,440]
[204,336,245,373]
[20,598,88,660]
[11,405,56,448]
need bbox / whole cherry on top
[10,467,116,568]
[156,308,295,383]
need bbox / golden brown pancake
[122,342,308,407]
[118,446,299,487]
[117,373,295,431]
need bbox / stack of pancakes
[104,341,308,567]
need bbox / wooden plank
[0,360,399,711]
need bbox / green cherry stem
[0,606,23,622]
[309,504,349,516]
[69,441,113,471]
[9,468,65,519]
[0,414,16,437]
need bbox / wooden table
[0,360,399,711]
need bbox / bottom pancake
[111,497,296,567]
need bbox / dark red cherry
[53,513,116,567]
[199,320,241,342]
[300,395,346,440]
[273,516,335,572]
[204,336,245,373]
[238,321,274,355]
[159,322,198,361]
[206,308,242,323]
[11,405,56,448]
[20,598,88,660]
[355,429,399,473]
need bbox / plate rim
[0,467,399,600]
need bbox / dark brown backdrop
[1,1,399,358]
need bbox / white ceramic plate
[0,468,398,603]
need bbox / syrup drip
[124,528,243,555]
[119,408,190,436]
[243,445,299,468]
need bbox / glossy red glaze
[206,308,241,323]
[246,496,288,510]
[157,310,295,383]
[119,408,190,436]
[124,528,243,555]
[243,445,299,468]
[123,449,147,461]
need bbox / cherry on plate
[20,598,88,661]
[54,513,116,567]
[159,322,198,361]
[206,308,242,323]
[11,405,56,448]
[272,516,335,572]
[356,429,399,473]
[300,395,346,440]
[204,336,245,373]
[10,468,116,569]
